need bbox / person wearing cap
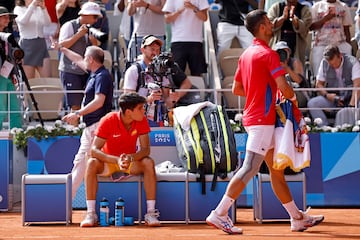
[58,1,102,113]
[126,0,166,62]
[267,0,312,65]
[0,0,15,31]
[0,6,22,130]
[14,0,52,80]
[273,41,309,108]
[123,34,194,127]
[307,44,360,126]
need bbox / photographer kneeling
[123,35,198,127]
[0,7,22,130]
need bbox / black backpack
[174,103,239,194]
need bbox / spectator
[44,0,59,47]
[307,44,360,126]
[309,0,352,77]
[126,0,165,62]
[0,6,21,129]
[56,0,81,26]
[273,41,309,108]
[52,42,113,201]
[216,0,256,55]
[80,92,160,227]
[0,0,15,32]
[268,0,312,65]
[163,0,209,76]
[123,35,194,127]
[258,0,282,12]
[14,0,52,79]
[58,1,101,112]
[114,0,132,47]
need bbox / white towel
[173,101,214,131]
[273,101,311,172]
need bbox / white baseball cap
[78,2,102,17]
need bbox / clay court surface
[1,207,359,240]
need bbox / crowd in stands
[0,0,360,129]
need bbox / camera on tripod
[86,24,108,43]
[0,32,24,62]
[148,52,175,76]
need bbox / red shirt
[95,112,150,156]
[45,0,58,23]
[234,38,286,126]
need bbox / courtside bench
[95,127,237,224]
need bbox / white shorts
[245,125,274,156]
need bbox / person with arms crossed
[206,9,324,234]
[80,92,160,227]
[52,42,113,200]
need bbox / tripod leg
[17,63,44,126]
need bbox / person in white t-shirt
[162,0,209,76]
[309,0,353,77]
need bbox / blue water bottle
[115,197,125,226]
[99,197,109,227]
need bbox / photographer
[0,6,22,129]
[58,1,102,112]
[123,35,194,127]
[273,41,309,108]
[307,44,360,126]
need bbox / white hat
[273,41,291,53]
[78,2,102,16]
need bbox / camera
[148,52,175,76]
[86,25,108,43]
[276,49,288,62]
[0,32,24,61]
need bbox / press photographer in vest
[307,44,360,127]
[123,35,195,126]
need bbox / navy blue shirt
[83,66,113,127]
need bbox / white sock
[282,200,302,219]
[146,200,156,212]
[86,200,96,213]
[214,195,234,216]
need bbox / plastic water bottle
[99,197,109,227]
[115,197,125,226]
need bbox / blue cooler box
[22,174,72,225]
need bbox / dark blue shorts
[60,71,88,107]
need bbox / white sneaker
[144,209,161,227]
[291,207,324,232]
[206,210,242,234]
[80,211,98,227]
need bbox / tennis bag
[174,103,239,194]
